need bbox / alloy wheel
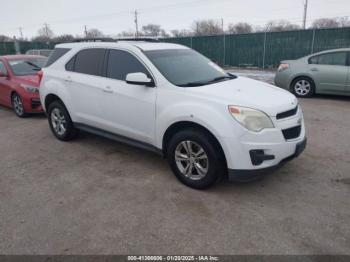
[12,94,24,116]
[175,140,209,180]
[294,80,311,96]
[51,108,67,136]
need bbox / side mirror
[126,72,154,87]
[0,71,7,78]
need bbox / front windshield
[9,58,47,76]
[144,49,233,87]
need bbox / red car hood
[13,75,40,87]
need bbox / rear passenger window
[309,52,347,66]
[46,48,70,67]
[107,49,149,81]
[70,48,106,76]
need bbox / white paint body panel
[40,41,306,171]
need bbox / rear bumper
[228,138,307,182]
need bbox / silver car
[275,48,350,97]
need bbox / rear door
[65,48,107,127]
[308,51,348,93]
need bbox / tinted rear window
[45,48,70,67]
[69,48,106,76]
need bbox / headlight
[228,105,274,132]
[20,84,39,94]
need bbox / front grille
[276,106,298,120]
[282,125,301,140]
[31,99,41,109]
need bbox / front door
[99,49,157,144]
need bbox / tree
[265,20,300,32]
[0,35,12,41]
[33,24,54,41]
[142,24,161,36]
[338,17,350,27]
[86,28,104,38]
[311,18,339,29]
[191,19,223,36]
[171,29,192,37]
[227,22,253,34]
[117,30,135,37]
[141,24,169,37]
[52,34,75,43]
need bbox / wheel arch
[289,75,316,92]
[162,121,227,168]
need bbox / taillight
[278,63,290,72]
[37,70,43,85]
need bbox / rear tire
[47,100,79,141]
[167,128,225,189]
[11,93,27,118]
[291,77,315,98]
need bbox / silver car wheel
[12,94,24,115]
[295,80,311,96]
[175,141,209,181]
[51,108,67,136]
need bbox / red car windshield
[8,58,47,76]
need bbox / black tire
[47,100,79,141]
[11,93,27,118]
[291,77,315,98]
[167,128,225,189]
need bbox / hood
[186,76,298,117]
[13,75,40,87]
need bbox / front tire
[167,129,225,189]
[47,100,79,141]
[11,93,27,118]
[291,77,315,98]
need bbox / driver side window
[106,49,150,81]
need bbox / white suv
[40,41,306,189]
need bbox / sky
[1,0,350,38]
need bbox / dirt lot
[0,72,350,254]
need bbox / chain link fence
[1,27,349,68]
[163,27,350,68]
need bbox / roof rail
[73,37,117,42]
[117,37,160,42]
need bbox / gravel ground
[0,72,349,255]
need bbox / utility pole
[134,10,139,38]
[84,25,88,38]
[303,0,309,29]
[18,27,23,40]
[221,18,224,32]
[44,23,49,37]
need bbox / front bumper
[220,105,306,181]
[228,138,307,182]
[22,94,43,113]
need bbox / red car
[0,55,46,117]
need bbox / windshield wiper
[178,81,207,87]
[25,61,41,71]
[178,74,236,87]
[206,75,236,84]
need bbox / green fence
[1,27,350,68]
[164,27,350,68]
[0,41,55,56]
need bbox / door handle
[102,86,113,93]
[64,76,73,83]
[310,68,319,72]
